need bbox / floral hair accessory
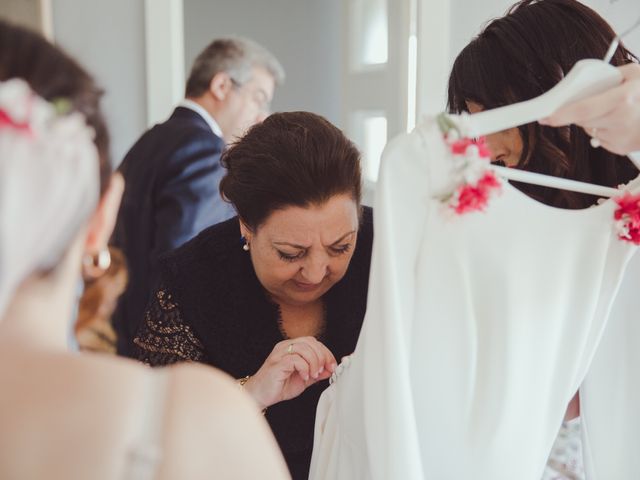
[0,78,100,319]
[440,129,502,215]
[613,192,640,244]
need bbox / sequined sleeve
[133,287,205,365]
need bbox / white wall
[51,0,343,163]
[449,0,514,67]
[585,0,640,53]
[46,0,640,164]
[52,0,147,165]
[183,0,343,126]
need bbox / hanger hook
[604,14,640,64]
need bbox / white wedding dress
[309,117,640,480]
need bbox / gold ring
[287,343,295,354]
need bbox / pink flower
[450,137,492,158]
[0,108,32,135]
[477,171,501,190]
[452,171,501,215]
[614,192,640,244]
[442,133,500,215]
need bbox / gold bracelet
[237,375,251,387]
[236,375,267,415]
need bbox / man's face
[223,66,275,142]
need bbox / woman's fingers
[280,337,337,377]
[619,63,640,82]
[247,337,340,407]
[282,341,321,379]
[541,83,626,127]
[538,64,640,155]
[283,352,311,382]
[541,64,640,132]
[304,337,337,373]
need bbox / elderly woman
[134,111,373,479]
[0,20,288,479]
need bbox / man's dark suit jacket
[111,106,234,357]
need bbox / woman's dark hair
[0,19,111,194]
[447,0,639,209]
[220,111,362,230]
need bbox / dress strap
[122,369,170,480]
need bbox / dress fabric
[580,249,640,479]
[309,117,639,480]
[133,211,374,480]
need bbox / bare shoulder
[0,350,151,479]
[159,362,291,479]
[0,351,289,479]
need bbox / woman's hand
[243,337,337,409]
[541,63,640,155]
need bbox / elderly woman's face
[241,193,359,307]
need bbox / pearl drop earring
[240,235,250,251]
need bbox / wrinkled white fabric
[580,249,640,479]
[309,117,639,480]
[0,79,99,319]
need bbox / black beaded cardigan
[134,207,373,480]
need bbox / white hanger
[603,15,640,63]
[453,59,622,139]
[488,164,621,198]
[443,14,640,199]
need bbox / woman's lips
[293,280,321,291]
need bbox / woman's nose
[485,134,506,163]
[300,254,328,283]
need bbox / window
[350,0,388,69]
[351,111,388,182]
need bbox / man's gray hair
[185,36,285,97]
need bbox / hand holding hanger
[541,13,640,156]
[540,63,640,156]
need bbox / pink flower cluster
[0,108,32,135]
[452,171,501,215]
[449,137,492,158]
[446,136,501,215]
[614,192,640,244]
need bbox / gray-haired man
[112,37,285,357]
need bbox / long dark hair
[447,0,639,209]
